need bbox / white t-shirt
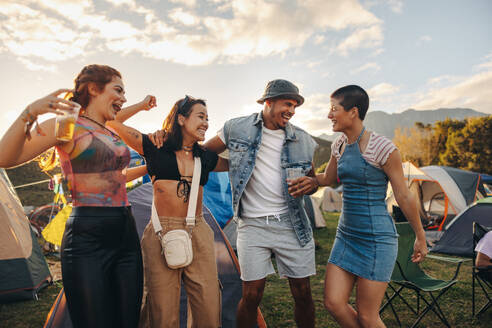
[218,126,289,217]
[476,231,492,258]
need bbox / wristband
[21,106,38,141]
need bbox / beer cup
[286,167,304,180]
[55,103,81,142]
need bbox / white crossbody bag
[150,157,201,269]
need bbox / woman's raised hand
[27,89,79,117]
[140,95,157,111]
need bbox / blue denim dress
[328,128,398,282]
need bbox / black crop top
[141,134,218,186]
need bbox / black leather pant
[61,206,143,328]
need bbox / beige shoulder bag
[151,157,201,269]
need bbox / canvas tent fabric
[386,162,456,226]
[480,173,492,185]
[203,172,234,228]
[0,168,51,303]
[430,198,492,257]
[421,165,483,212]
[303,195,327,228]
[311,187,342,212]
[128,149,150,184]
[387,163,487,231]
[44,182,266,328]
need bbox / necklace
[80,115,120,141]
[182,145,193,155]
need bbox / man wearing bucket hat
[205,79,318,327]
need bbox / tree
[394,116,492,175]
[440,116,492,174]
[393,123,434,166]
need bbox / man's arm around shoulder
[204,136,227,153]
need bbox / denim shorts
[236,213,316,281]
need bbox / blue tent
[129,149,150,184]
[203,172,233,228]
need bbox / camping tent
[387,163,487,230]
[0,169,51,303]
[303,195,327,228]
[430,197,492,256]
[311,187,342,212]
[128,149,150,184]
[203,172,233,228]
[420,166,486,229]
[44,182,266,328]
[386,162,449,226]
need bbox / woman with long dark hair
[289,85,428,328]
[107,95,228,328]
[0,64,154,328]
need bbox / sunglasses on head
[178,95,196,113]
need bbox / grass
[261,212,492,327]
[1,212,491,327]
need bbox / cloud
[335,25,384,56]
[0,2,93,64]
[407,54,492,114]
[291,93,333,136]
[386,0,403,13]
[368,82,400,99]
[1,0,384,68]
[350,62,381,75]
[313,34,325,45]
[170,0,196,7]
[416,35,432,46]
[169,8,199,26]
[17,57,57,72]
[411,71,492,114]
[363,0,403,13]
[420,35,432,42]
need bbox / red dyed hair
[70,64,122,109]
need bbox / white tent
[0,169,51,302]
[386,163,485,230]
[312,187,342,212]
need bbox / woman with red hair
[0,64,154,328]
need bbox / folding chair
[380,222,466,328]
[472,222,492,316]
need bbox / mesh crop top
[57,117,130,207]
[141,134,218,186]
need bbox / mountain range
[319,108,488,141]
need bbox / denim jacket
[222,112,318,246]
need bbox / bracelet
[21,106,37,141]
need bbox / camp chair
[472,222,492,316]
[380,222,466,327]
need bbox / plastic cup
[286,167,304,180]
[55,103,81,141]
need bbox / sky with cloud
[0,0,491,138]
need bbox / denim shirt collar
[253,111,297,141]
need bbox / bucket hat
[256,79,304,106]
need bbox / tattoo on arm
[128,129,140,139]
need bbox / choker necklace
[80,115,120,141]
[182,145,193,155]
